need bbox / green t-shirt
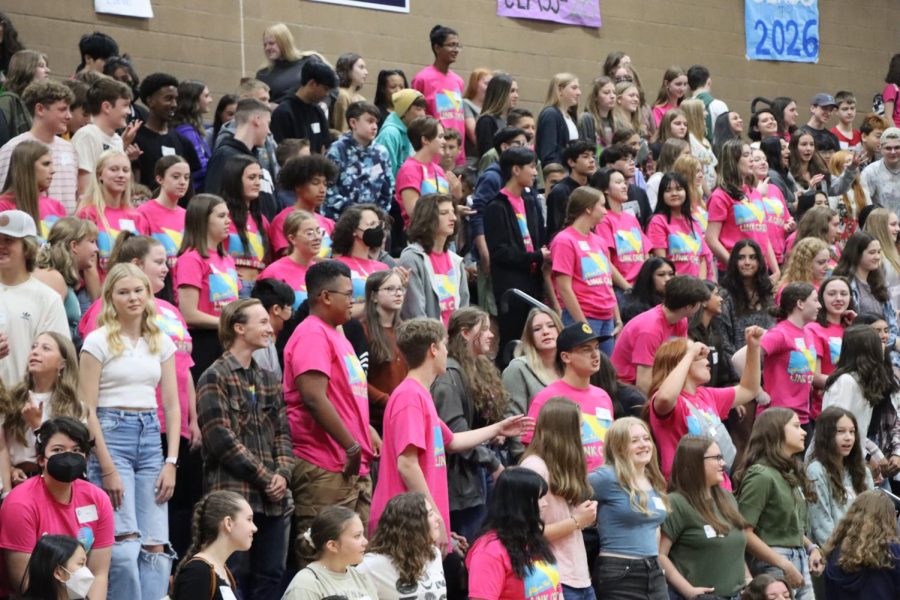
[737,463,808,547]
[661,492,748,596]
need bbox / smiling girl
[219,155,269,297]
[805,277,855,420]
[136,156,189,274]
[0,140,65,243]
[651,66,688,128]
[647,172,708,280]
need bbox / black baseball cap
[557,322,606,354]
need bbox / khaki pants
[290,457,372,568]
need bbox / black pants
[593,555,667,600]
[161,434,203,571]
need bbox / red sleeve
[268,212,288,255]
[632,329,664,367]
[645,215,668,250]
[707,189,730,223]
[466,538,509,600]
[173,251,205,290]
[440,419,455,448]
[650,391,691,422]
[550,235,577,277]
[884,84,899,104]
[520,393,548,445]
[806,324,827,359]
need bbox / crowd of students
[1,12,900,600]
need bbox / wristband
[345,443,361,456]
[165,457,178,466]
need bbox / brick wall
[6,0,899,124]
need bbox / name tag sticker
[76,504,98,524]
[703,524,717,538]
[119,219,136,233]
[311,123,321,134]
[161,146,176,157]
[652,496,666,511]
[578,241,591,251]
[595,408,612,422]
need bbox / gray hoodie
[398,243,469,322]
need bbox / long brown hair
[1,140,50,226]
[808,407,869,506]
[522,397,592,505]
[562,186,604,228]
[447,307,509,423]
[669,436,748,535]
[823,490,900,572]
[406,194,454,253]
[364,270,403,366]
[367,492,437,588]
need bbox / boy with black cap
[519,321,615,472]
[800,93,841,153]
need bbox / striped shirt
[0,132,79,214]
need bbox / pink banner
[497,0,602,28]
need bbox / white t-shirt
[81,326,176,410]
[0,276,70,388]
[71,124,123,173]
[358,551,446,600]
[563,113,579,143]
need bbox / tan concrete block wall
[6,0,899,124]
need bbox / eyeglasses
[324,289,354,299]
[379,286,405,294]
[703,454,726,463]
[300,227,326,240]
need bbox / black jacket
[204,137,280,223]
[536,106,570,167]
[545,176,581,240]
[484,188,546,301]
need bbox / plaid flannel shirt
[197,351,294,516]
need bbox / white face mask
[62,565,95,599]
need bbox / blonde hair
[612,81,643,135]
[97,263,162,356]
[604,417,669,515]
[680,98,708,142]
[36,217,98,288]
[76,150,134,237]
[514,308,564,383]
[263,23,301,63]
[544,72,578,117]
[864,207,900,274]
[779,237,829,288]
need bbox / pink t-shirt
[136,200,186,268]
[395,158,449,226]
[76,204,141,275]
[0,193,66,243]
[369,378,454,536]
[173,249,239,317]
[646,213,706,277]
[335,255,389,304]
[501,188,535,252]
[652,103,678,128]
[650,386,736,486]
[0,476,114,554]
[883,83,900,127]
[412,65,467,165]
[268,207,334,258]
[521,380,614,472]
[760,319,816,424]
[550,226,616,320]
[466,532,563,600]
[805,321,844,420]
[283,314,373,473]
[598,209,648,285]
[611,305,687,384]
[258,256,312,310]
[79,298,193,438]
[428,250,457,326]
[225,214,269,270]
[707,187,769,269]
[759,184,790,264]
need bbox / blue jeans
[88,409,173,600]
[562,583,596,600]
[228,512,290,600]
[561,310,616,356]
[749,546,813,600]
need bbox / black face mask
[362,226,385,249]
[46,452,86,483]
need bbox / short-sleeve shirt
[412,65,467,165]
[369,377,454,536]
[466,532,563,600]
[611,305,687,384]
[760,185,790,263]
[358,551,446,600]
[81,326,177,410]
[173,249,239,317]
[650,386,737,482]
[335,256,389,304]
[805,321,844,420]
[550,226,616,320]
[71,124,123,173]
[660,491,748,597]
[598,209,648,285]
[522,380,614,472]
[136,200,186,268]
[707,187,769,270]
[76,204,142,274]
[258,256,312,310]
[283,314,373,473]
[589,465,668,556]
[737,463,807,547]
[0,193,66,243]
[760,319,816,424]
[646,213,706,278]
[395,158,449,226]
[225,215,269,270]
[268,207,334,258]
[0,476,114,553]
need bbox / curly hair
[331,203,385,256]
[367,492,437,588]
[823,490,900,572]
[172,79,208,135]
[778,237,828,288]
[794,205,837,246]
[447,307,509,423]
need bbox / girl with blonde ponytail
[172,490,252,599]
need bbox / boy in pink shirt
[411,25,466,166]
[268,154,337,258]
[521,323,615,471]
[369,317,532,552]
[611,275,711,393]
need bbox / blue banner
[745,0,819,63]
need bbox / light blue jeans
[561,310,616,357]
[88,408,174,600]
[749,546,812,600]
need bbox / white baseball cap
[0,210,38,238]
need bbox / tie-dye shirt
[173,249,239,317]
[522,380,614,472]
[0,193,66,244]
[412,65,467,165]
[467,532,563,600]
[708,187,769,270]
[598,209,649,285]
[76,204,142,276]
[136,200,186,268]
[760,319,817,424]
[225,214,269,270]
[395,157,450,226]
[550,226,616,319]
[502,188,535,252]
[428,251,458,326]
[646,213,707,278]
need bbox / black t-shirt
[133,125,189,189]
[799,124,840,153]
[172,558,236,600]
[270,95,330,152]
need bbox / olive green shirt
[737,463,807,548]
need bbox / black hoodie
[204,136,279,223]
